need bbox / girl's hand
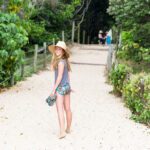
[50,89,56,97]
[71,89,75,93]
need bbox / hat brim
[48,44,70,58]
[48,45,67,53]
[48,45,56,53]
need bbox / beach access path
[0,44,150,150]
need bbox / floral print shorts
[56,84,71,95]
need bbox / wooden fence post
[34,44,38,72]
[43,42,47,68]
[88,35,90,44]
[62,31,64,41]
[119,31,122,47]
[107,45,114,74]
[21,64,24,78]
[116,27,120,52]
[72,21,75,43]
[21,55,25,78]
[78,24,80,44]
[83,30,85,44]
[11,73,14,86]
[53,38,55,45]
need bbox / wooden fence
[10,42,49,86]
[33,42,47,72]
[1,29,67,87]
[0,25,79,88]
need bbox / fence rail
[0,41,52,88]
[0,27,75,89]
[33,42,47,72]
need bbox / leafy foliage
[108,0,150,126]
[108,0,150,29]
[117,31,150,62]
[110,63,132,96]
[123,75,150,125]
[28,1,76,45]
[132,23,150,47]
[108,0,150,62]
[0,11,28,87]
[110,63,150,125]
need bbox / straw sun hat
[48,41,70,58]
[99,30,103,33]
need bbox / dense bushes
[108,0,150,126]
[108,0,150,64]
[116,31,150,63]
[110,63,150,125]
[27,20,60,45]
[0,11,28,87]
[27,1,75,46]
[1,0,81,49]
[110,63,132,96]
[123,75,150,125]
[132,23,150,48]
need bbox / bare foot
[65,128,71,134]
[59,132,66,139]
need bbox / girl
[48,41,73,139]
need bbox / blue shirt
[55,58,70,86]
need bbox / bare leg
[64,94,72,133]
[55,92,66,139]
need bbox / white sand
[0,44,150,150]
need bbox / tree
[107,0,150,29]
[108,0,150,47]
[29,0,82,44]
[74,0,114,43]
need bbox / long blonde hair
[51,49,72,72]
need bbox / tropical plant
[0,11,28,87]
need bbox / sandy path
[0,44,150,150]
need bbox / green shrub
[28,1,74,45]
[39,32,60,46]
[117,44,150,63]
[110,63,132,96]
[0,11,28,87]
[122,31,133,46]
[123,75,150,125]
[28,20,46,45]
[132,23,150,48]
[117,29,150,63]
[140,47,150,63]
[117,31,143,62]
